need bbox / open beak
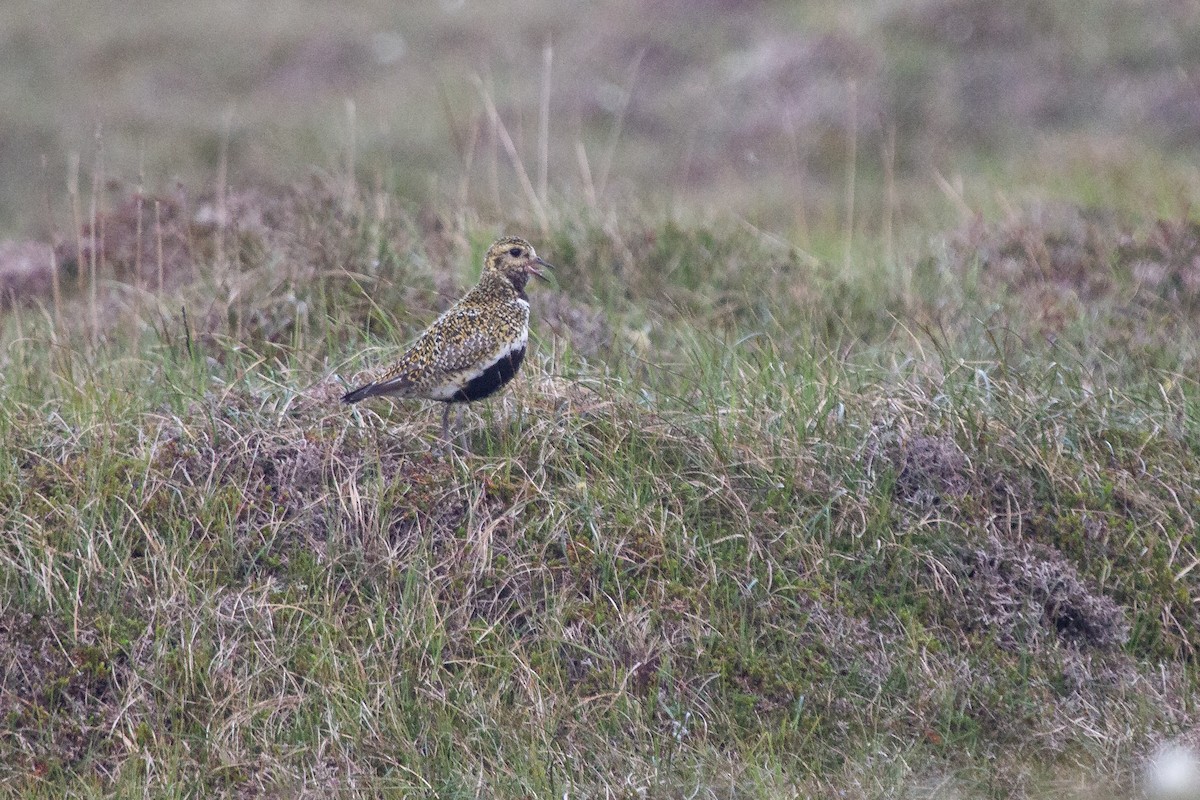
[528,256,553,282]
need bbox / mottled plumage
[342,236,552,441]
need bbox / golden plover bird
[341,236,552,443]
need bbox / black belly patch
[451,346,526,402]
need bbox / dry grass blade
[473,75,549,238]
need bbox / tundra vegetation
[1,1,1199,797]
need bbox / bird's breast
[447,344,527,402]
[425,322,529,402]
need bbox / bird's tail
[341,382,381,404]
[341,376,414,404]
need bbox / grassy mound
[1,181,1198,797]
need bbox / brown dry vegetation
[5,0,1200,236]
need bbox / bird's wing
[428,328,502,376]
[376,307,501,387]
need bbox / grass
[3,3,1200,795]
[7,0,1200,238]
[0,172,1198,798]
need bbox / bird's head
[482,236,553,293]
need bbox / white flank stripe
[426,328,528,401]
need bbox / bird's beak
[528,256,553,282]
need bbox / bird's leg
[441,403,451,447]
[455,405,467,451]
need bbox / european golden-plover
[342,236,552,443]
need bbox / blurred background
[4,0,1200,242]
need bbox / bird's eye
[508,247,522,258]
